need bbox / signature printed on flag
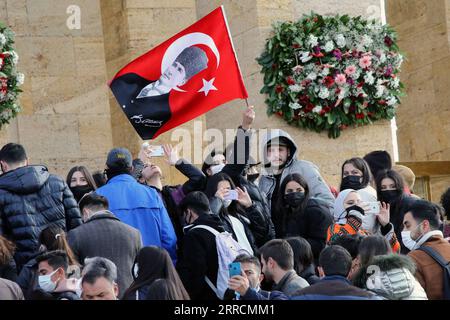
[130,115,164,127]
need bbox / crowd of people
[0,106,449,301]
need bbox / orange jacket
[327,221,401,253]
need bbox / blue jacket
[96,174,177,262]
[242,276,382,300]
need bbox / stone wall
[101,0,202,185]
[386,0,450,202]
[0,0,113,177]
[196,0,394,187]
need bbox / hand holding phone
[228,262,242,278]
[364,201,381,215]
[224,189,238,201]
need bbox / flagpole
[221,5,248,100]
[245,98,249,107]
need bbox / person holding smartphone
[204,173,259,255]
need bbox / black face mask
[70,185,94,202]
[247,173,260,183]
[341,175,364,190]
[380,190,400,204]
[284,192,306,207]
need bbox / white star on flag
[198,78,218,96]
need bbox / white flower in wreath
[321,68,330,76]
[375,85,385,98]
[386,96,397,106]
[379,52,387,63]
[338,88,347,100]
[390,77,400,89]
[324,41,334,52]
[299,51,312,63]
[288,84,302,93]
[289,102,302,110]
[364,71,375,85]
[318,87,330,99]
[335,34,346,48]
[312,105,322,114]
[6,51,19,64]
[307,72,317,81]
[0,33,6,47]
[16,73,25,86]
[307,34,319,48]
[361,34,373,47]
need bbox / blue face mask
[38,268,59,292]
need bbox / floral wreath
[0,22,23,127]
[257,13,404,138]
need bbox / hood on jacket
[353,254,417,299]
[332,189,356,223]
[260,129,298,171]
[0,165,50,194]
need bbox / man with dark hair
[176,191,226,300]
[32,250,80,300]
[81,257,119,300]
[404,199,450,299]
[68,193,142,298]
[96,147,177,262]
[227,254,270,299]
[259,130,335,217]
[232,245,380,300]
[0,143,81,271]
[441,188,450,239]
[259,239,309,296]
[330,234,364,279]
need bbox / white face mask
[38,269,59,292]
[401,222,423,250]
[401,231,417,251]
[210,163,225,175]
[223,199,232,208]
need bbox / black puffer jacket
[274,198,333,261]
[0,165,82,269]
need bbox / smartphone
[224,189,238,200]
[365,201,381,215]
[229,262,241,278]
[142,143,164,157]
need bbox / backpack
[190,225,250,299]
[418,246,450,300]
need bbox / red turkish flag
[109,6,248,140]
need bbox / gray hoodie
[258,129,335,213]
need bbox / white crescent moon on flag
[161,32,220,92]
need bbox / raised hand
[241,105,255,131]
[376,202,390,227]
[236,187,252,208]
[215,187,229,200]
[163,144,179,166]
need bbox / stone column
[386,0,450,201]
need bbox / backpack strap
[418,246,450,268]
[191,225,221,236]
[189,224,221,297]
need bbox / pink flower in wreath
[335,73,347,86]
[344,65,357,76]
[359,55,372,69]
